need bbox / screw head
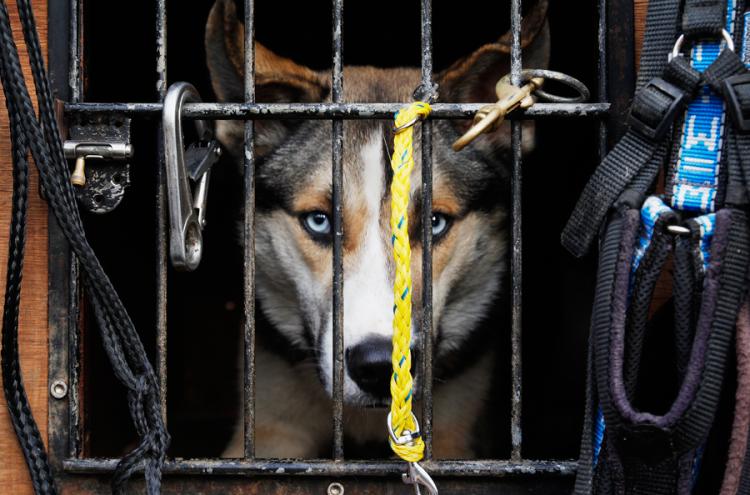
[327,482,344,495]
[50,380,68,399]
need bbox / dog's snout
[346,337,421,400]
[346,338,393,399]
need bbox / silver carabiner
[403,461,438,495]
[163,82,221,271]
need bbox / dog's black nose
[346,338,419,399]
[346,338,393,399]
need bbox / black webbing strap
[573,199,641,495]
[637,0,688,90]
[587,205,748,495]
[562,56,702,258]
[562,0,682,258]
[674,210,749,451]
[562,0,746,258]
[682,0,726,38]
[673,230,700,381]
[0,1,169,494]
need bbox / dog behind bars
[205,0,549,458]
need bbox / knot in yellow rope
[388,101,431,462]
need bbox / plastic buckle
[723,73,750,132]
[628,77,686,140]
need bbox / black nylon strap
[674,209,749,451]
[562,58,701,258]
[682,0,726,38]
[637,0,688,90]
[673,228,701,380]
[623,218,675,400]
[573,205,634,495]
[703,49,748,93]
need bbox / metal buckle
[627,77,686,140]
[163,82,222,271]
[723,73,750,132]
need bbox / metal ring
[387,411,422,445]
[509,69,590,104]
[392,115,424,134]
[670,29,734,61]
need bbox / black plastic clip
[723,73,750,132]
[628,77,687,140]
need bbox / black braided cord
[0,1,169,494]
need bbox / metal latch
[163,82,222,271]
[64,114,133,213]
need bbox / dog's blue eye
[302,212,332,237]
[432,213,451,238]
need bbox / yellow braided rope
[389,101,431,462]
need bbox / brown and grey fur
[205,0,549,459]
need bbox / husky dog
[205,0,549,459]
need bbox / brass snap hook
[452,69,590,151]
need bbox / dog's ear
[206,0,328,156]
[437,0,549,154]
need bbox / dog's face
[206,0,549,407]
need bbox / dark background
[79,0,606,460]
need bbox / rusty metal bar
[598,0,608,161]
[62,457,577,477]
[64,101,610,119]
[243,0,257,460]
[331,0,345,461]
[48,0,78,459]
[419,0,435,461]
[155,0,168,426]
[509,0,523,462]
[65,0,82,459]
[68,0,81,102]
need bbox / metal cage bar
[509,0,523,462]
[64,101,610,119]
[155,0,169,427]
[331,0,346,461]
[598,0,609,161]
[62,457,577,477]
[419,0,435,461]
[243,0,257,460]
[66,0,82,460]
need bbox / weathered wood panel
[0,1,49,494]
[635,0,648,63]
